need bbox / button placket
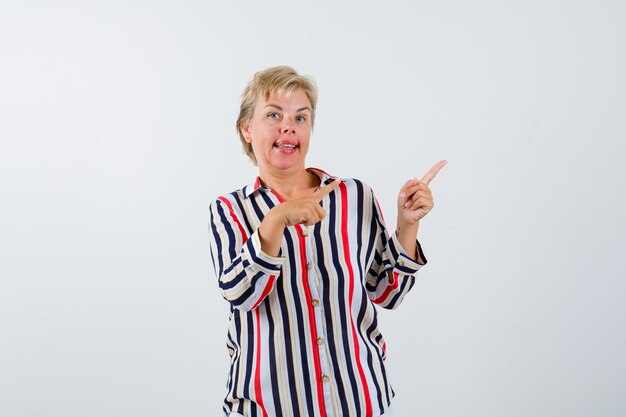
[304,234,334,414]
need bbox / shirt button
[311,299,320,307]
[321,375,330,383]
[306,262,312,270]
[316,337,325,345]
[302,228,309,237]
[398,260,404,266]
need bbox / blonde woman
[209,66,446,417]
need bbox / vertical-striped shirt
[208,168,427,417]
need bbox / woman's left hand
[397,160,447,225]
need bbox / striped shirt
[208,168,427,417]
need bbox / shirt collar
[243,167,337,199]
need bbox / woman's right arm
[256,178,342,256]
[208,181,341,311]
[208,197,285,311]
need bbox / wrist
[258,207,287,257]
[265,206,288,230]
[397,215,419,231]
[395,220,420,263]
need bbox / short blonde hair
[237,66,318,165]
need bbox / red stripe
[372,272,400,305]
[269,189,327,416]
[295,225,327,417]
[220,196,272,309]
[217,196,248,242]
[339,183,373,417]
[254,308,268,417]
[251,275,276,310]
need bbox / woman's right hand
[274,178,342,227]
[259,179,341,255]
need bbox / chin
[271,161,301,171]
[266,156,305,171]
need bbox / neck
[258,164,320,200]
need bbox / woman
[209,66,446,417]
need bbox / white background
[1,0,625,416]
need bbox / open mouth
[274,142,298,150]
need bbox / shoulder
[208,185,248,213]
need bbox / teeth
[275,143,296,149]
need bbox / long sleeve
[365,188,427,309]
[208,196,285,311]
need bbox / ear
[240,123,252,143]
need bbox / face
[241,88,312,173]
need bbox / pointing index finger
[315,178,341,200]
[420,160,448,185]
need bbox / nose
[280,116,296,134]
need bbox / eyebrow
[264,104,311,112]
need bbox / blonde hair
[236,66,318,165]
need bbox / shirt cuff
[388,231,427,275]
[242,230,286,275]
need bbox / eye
[267,112,280,119]
[296,115,306,122]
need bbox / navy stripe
[266,295,283,417]
[366,311,385,411]
[232,192,253,235]
[230,310,243,414]
[327,187,362,415]
[387,275,412,308]
[242,312,254,405]
[222,257,243,275]
[209,202,225,276]
[214,200,237,274]
[249,193,266,223]
[225,271,265,306]
[354,181,386,411]
[245,238,280,271]
[284,227,315,416]
[314,215,350,416]
[275,258,302,416]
